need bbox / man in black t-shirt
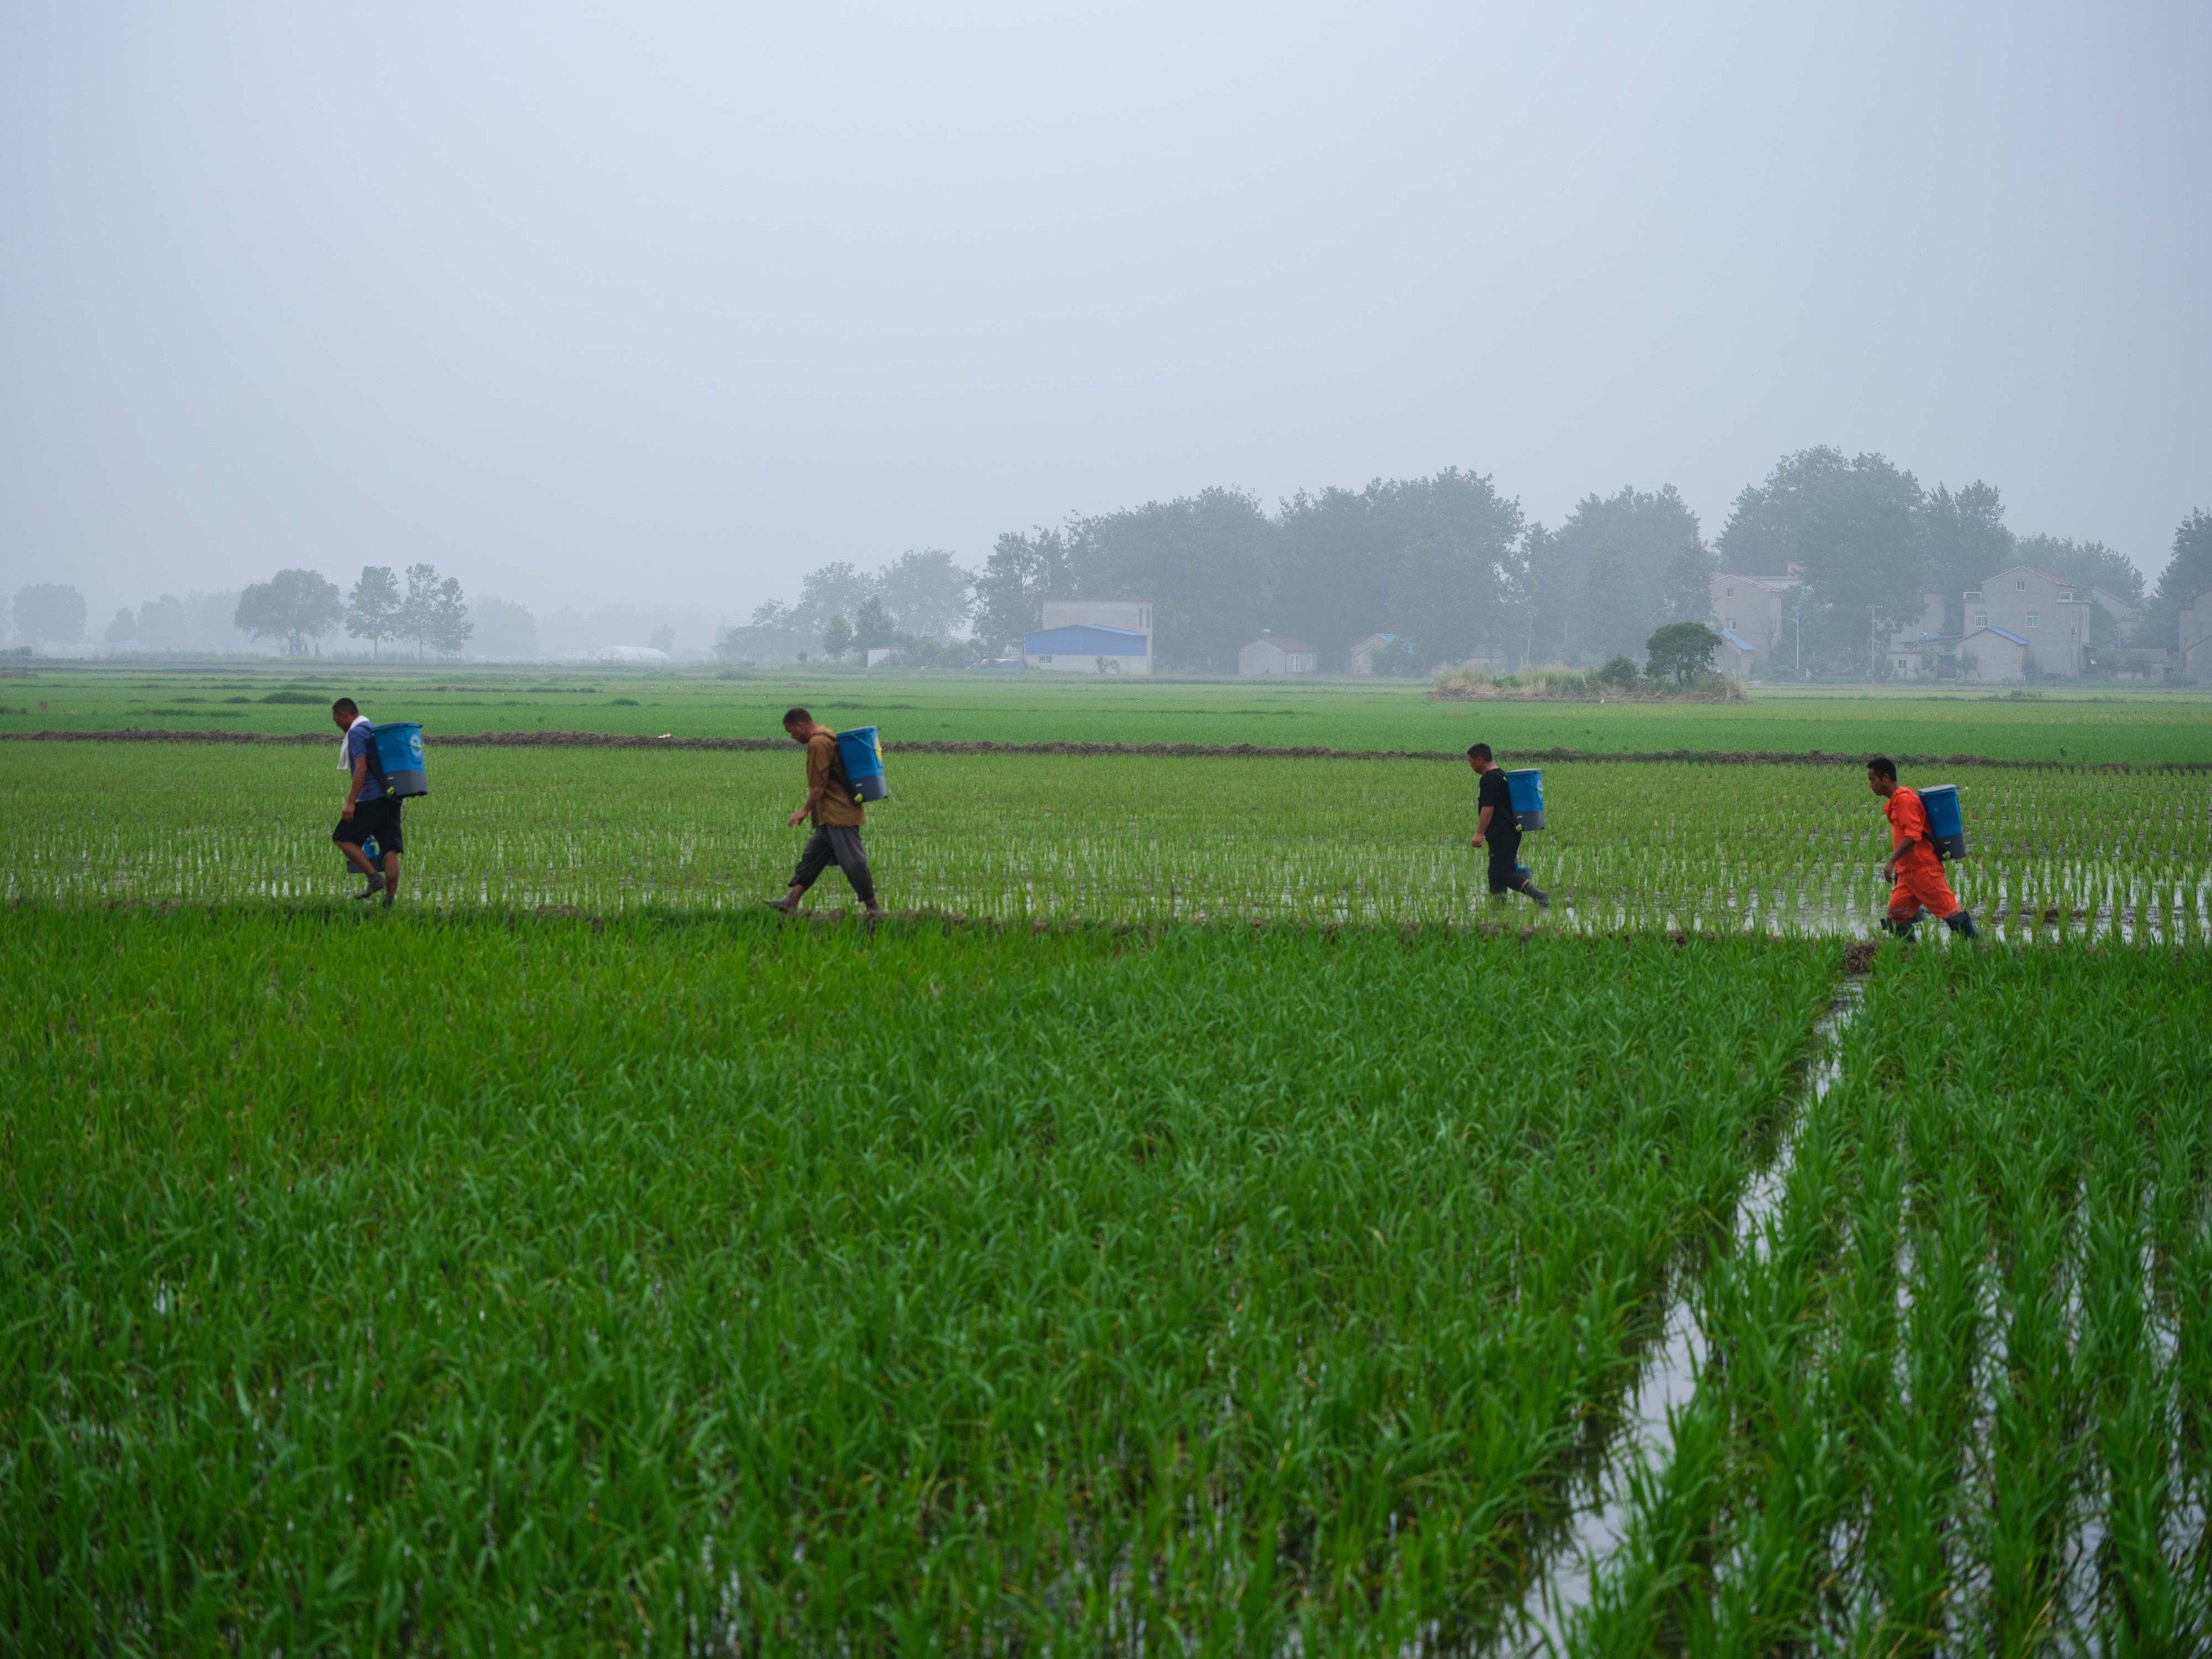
[1468,743,1549,909]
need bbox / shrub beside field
[1429,662,1747,703]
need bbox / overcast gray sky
[5,1,2207,623]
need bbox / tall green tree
[235,569,343,655]
[1277,469,1523,668]
[1920,482,2012,632]
[1662,541,1719,624]
[1382,535,1503,667]
[874,549,974,641]
[1719,447,1927,667]
[133,595,192,650]
[791,562,879,645]
[1520,524,1578,663]
[2142,508,2212,651]
[11,583,88,644]
[470,595,538,660]
[1645,621,1723,683]
[344,566,403,656]
[1574,547,1648,662]
[971,528,1073,650]
[1542,485,1700,661]
[853,596,896,651]
[1067,488,1278,671]
[395,564,470,658]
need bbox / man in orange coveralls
[1867,755,1978,940]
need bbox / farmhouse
[1962,565,2091,677]
[1022,624,1151,674]
[1024,594,1153,674]
[1885,619,2031,684]
[1715,628,1758,680]
[2092,586,2140,636]
[1347,633,1410,676]
[1885,593,1948,679]
[2183,593,2212,681]
[1709,567,1801,676]
[1239,634,1318,676]
[1953,625,2032,684]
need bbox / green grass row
[5,745,2208,937]
[5,912,1838,1654]
[1568,942,2212,1654]
[8,663,2212,761]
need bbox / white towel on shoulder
[338,713,370,770]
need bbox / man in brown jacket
[766,708,888,919]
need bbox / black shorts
[334,795,403,854]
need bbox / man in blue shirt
[331,697,403,906]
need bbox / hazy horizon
[6,1,2207,628]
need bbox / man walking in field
[331,697,402,907]
[1867,755,1977,940]
[766,708,889,921]
[1468,743,1548,909]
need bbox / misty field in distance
[6,663,2212,763]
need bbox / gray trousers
[790,824,876,905]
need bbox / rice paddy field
[6,661,2212,763]
[3,743,2208,941]
[4,695,2210,1652]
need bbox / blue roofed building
[1022,622,1152,674]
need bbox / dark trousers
[1486,838,1530,895]
[791,824,877,905]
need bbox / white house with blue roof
[1023,595,1152,674]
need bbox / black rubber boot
[1518,880,1551,910]
[1881,916,1919,941]
[1944,908,1979,940]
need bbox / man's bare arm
[787,784,825,828]
[344,754,368,818]
[1472,802,1493,847]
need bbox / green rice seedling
[3,743,2207,939]
[1845,1145,1988,1654]
[1567,943,2210,1652]
[1,911,1840,1654]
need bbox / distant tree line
[718,549,975,666]
[218,564,474,657]
[12,460,2210,673]
[957,456,2200,674]
[733,454,2201,676]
